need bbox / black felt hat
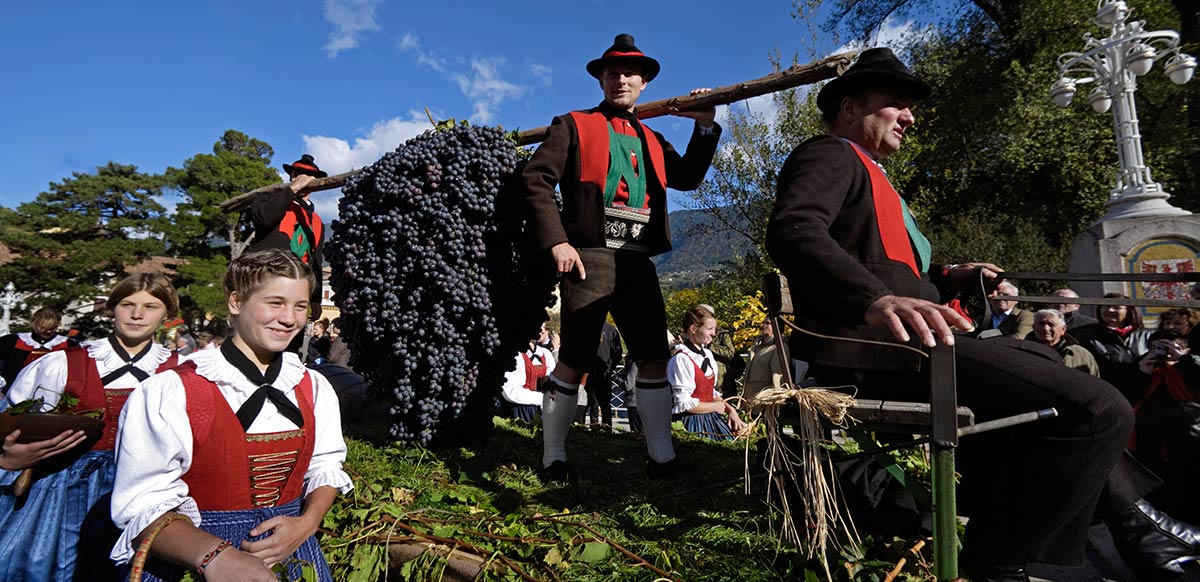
[586,34,660,82]
[282,154,328,179]
[816,47,931,114]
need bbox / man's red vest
[570,111,668,196]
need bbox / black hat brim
[816,70,932,113]
[586,55,660,82]
[282,164,328,179]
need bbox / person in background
[667,305,746,441]
[1027,309,1100,377]
[1128,330,1200,525]
[326,318,351,369]
[501,325,556,423]
[741,316,790,405]
[1051,289,1098,331]
[0,273,181,581]
[0,306,76,390]
[174,325,197,358]
[582,322,622,427]
[980,281,1034,339]
[307,319,331,364]
[110,249,351,582]
[1075,293,1152,390]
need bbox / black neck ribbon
[101,335,155,386]
[220,341,303,431]
[682,341,711,373]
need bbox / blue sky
[0,1,917,220]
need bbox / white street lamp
[0,282,26,336]
[1051,0,1195,223]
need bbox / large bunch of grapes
[327,124,555,447]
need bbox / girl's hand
[725,407,747,434]
[242,515,318,566]
[0,429,87,470]
[200,547,277,582]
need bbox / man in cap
[522,34,721,481]
[248,154,328,319]
[766,48,1198,580]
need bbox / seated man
[979,281,1033,339]
[766,47,1199,581]
[1028,308,1100,377]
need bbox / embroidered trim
[604,205,651,252]
[244,429,304,443]
[248,449,301,507]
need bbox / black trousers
[812,335,1158,565]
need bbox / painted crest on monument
[1126,238,1200,315]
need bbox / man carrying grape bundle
[521,33,721,481]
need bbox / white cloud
[396,32,419,52]
[451,58,528,124]
[830,17,917,56]
[529,63,553,87]
[416,51,447,73]
[322,0,384,58]
[716,93,780,127]
[302,112,433,175]
[300,112,434,220]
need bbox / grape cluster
[327,124,556,447]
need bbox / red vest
[278,203,323,265]
[64,347,179,451]
[176,362,317,510]
[15,334,70,368]
[570,111,668,199]
[675,349,717,404]
[521,351,547,391]
[847,143,920,278]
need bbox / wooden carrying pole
[219,50,858,213]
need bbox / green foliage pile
[320,418,939,581]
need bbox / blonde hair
[30,307,63,332]
[106,273,179,316]
[224,249,316,305]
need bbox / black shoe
[538,460,574,484]
[646,457,688,480]
[1107,498,1200,578]
[960,550,1029,582]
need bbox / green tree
[0,163,168,309]
[165,130,281,321]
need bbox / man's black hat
[282,154,328,179]
[816,47,931,114]
[586,34,660,82]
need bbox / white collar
[188,347,306,395]
[17,333,68,349]
[85,338,172,375]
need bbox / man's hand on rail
[865,295,975,347]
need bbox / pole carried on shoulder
[218,51,859,213]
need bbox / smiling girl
[667,305,746,441]
[0,272,180,581]
[111,249,351,582]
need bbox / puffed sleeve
[3,350,69,410]
[109,371,199,564]
[667,352,699,414]
[302,370,353,497]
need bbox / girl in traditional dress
[111,249,351,582]
[0,306,77,391]
[667,305,746,441]
[501,325,556,422]
[0,272,180,581]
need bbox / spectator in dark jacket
[1075,293,1151,390]
[1051,288,1098,331]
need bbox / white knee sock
[541,374,579,468]
[635,378,676,464]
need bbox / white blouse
[667,344,717,415]
[4,339,173,409]
[109,348,353,564]
[500,346,555,406]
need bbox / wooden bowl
[0,411,104,444]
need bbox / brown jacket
[521,101,721,256]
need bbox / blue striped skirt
[508,404,540,423]
[0,449,119,582]
[135,497,331,582]
[679,411,735,441]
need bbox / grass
[321,417,936,582]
